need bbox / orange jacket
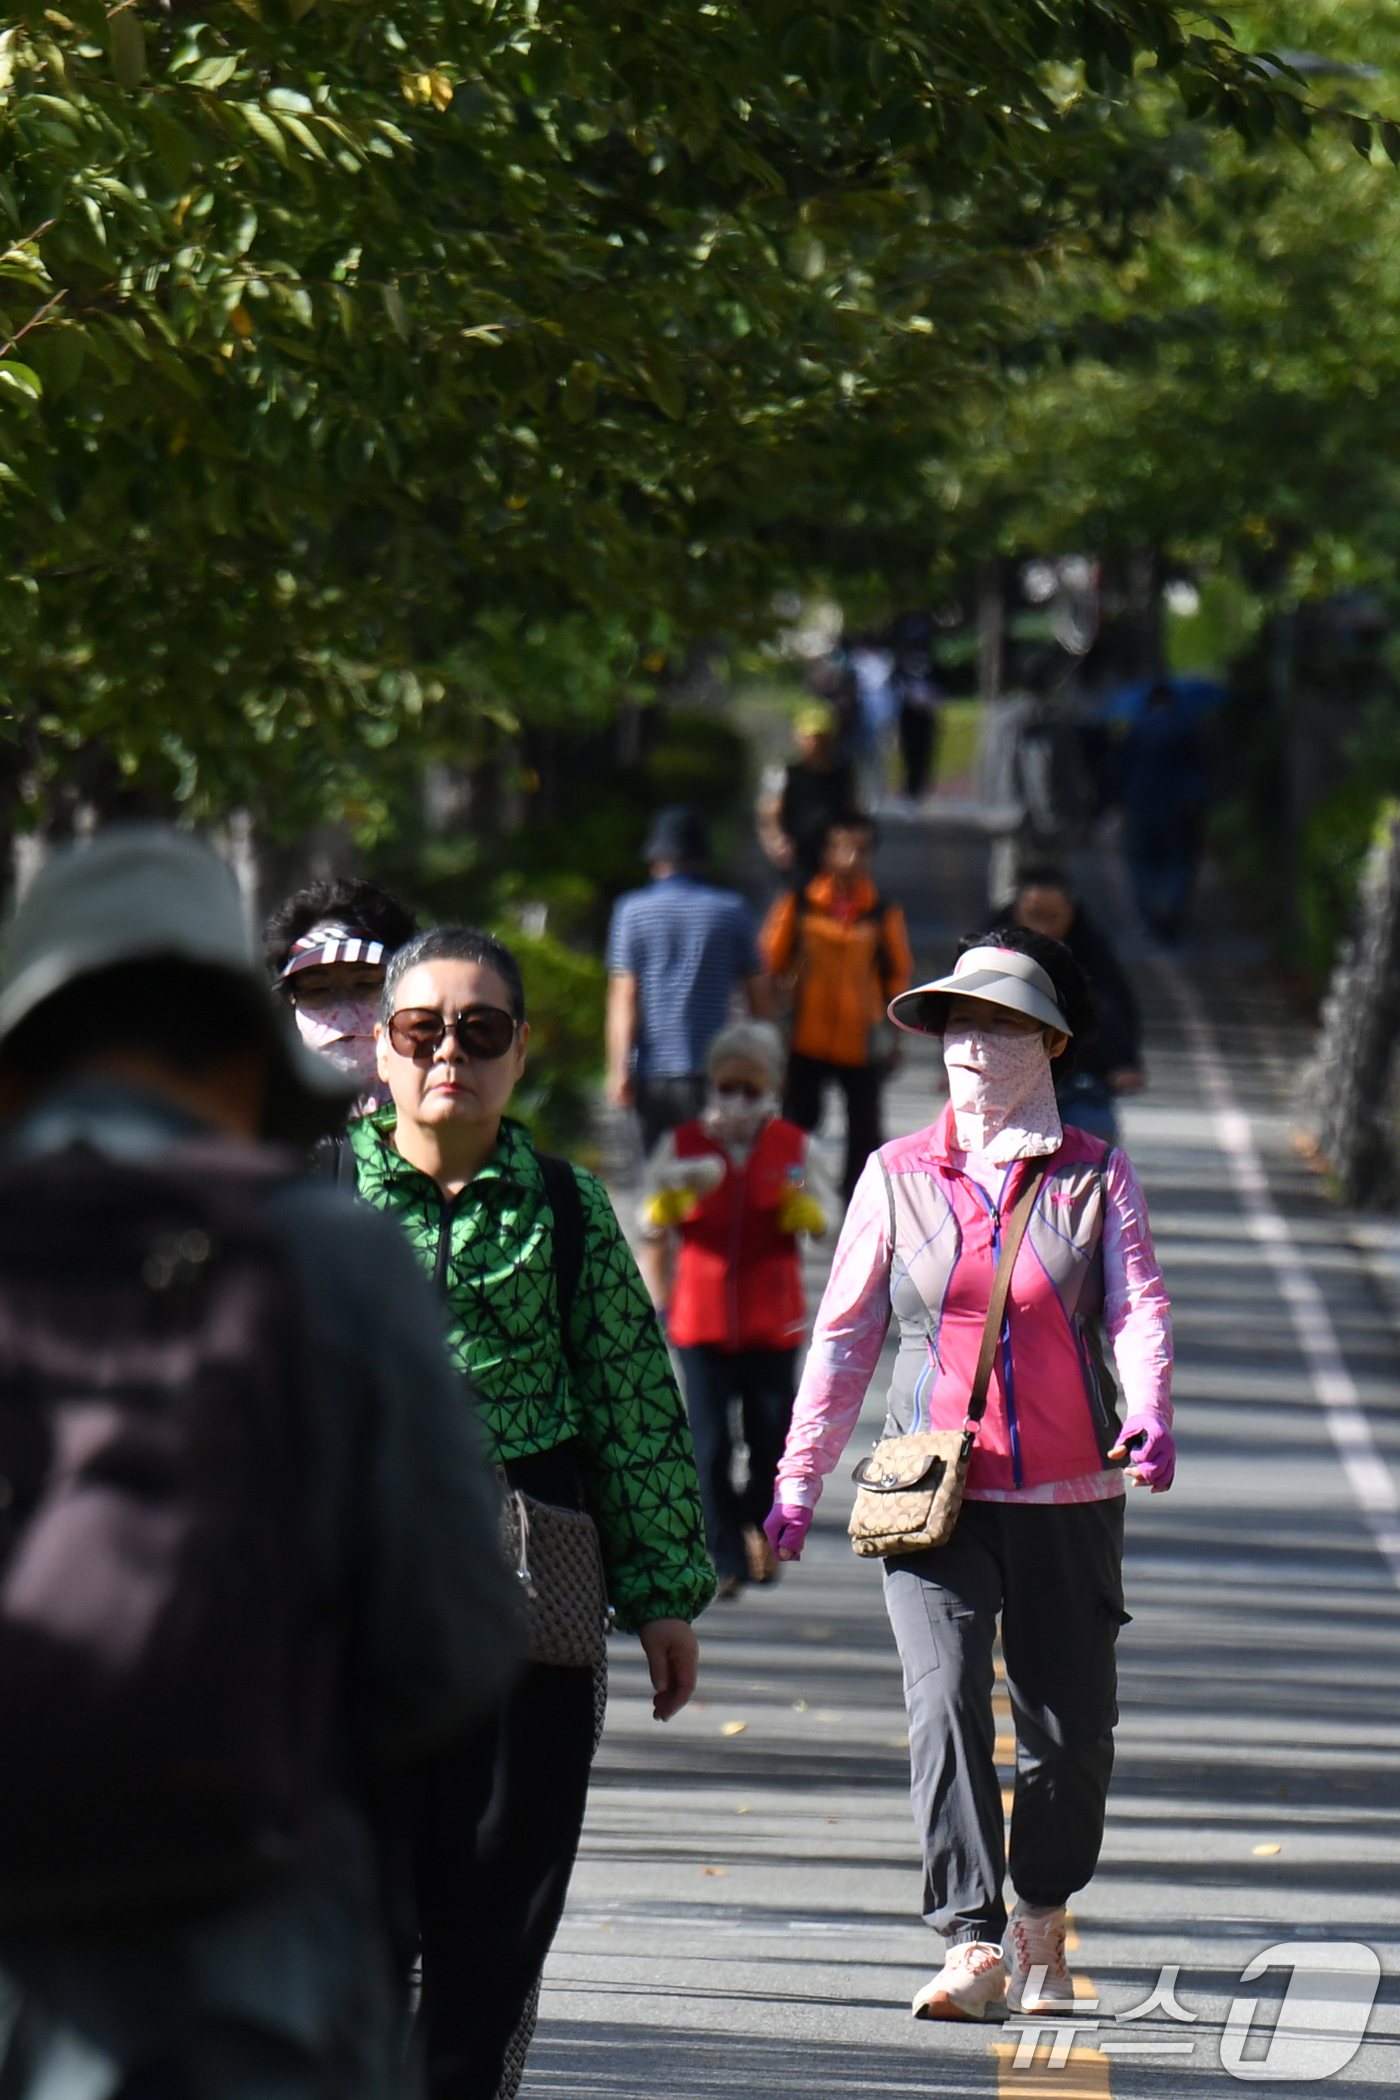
[761,874,913,1068]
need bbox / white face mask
[294,999,382,1089]
[705,1085,777,1148]
[942,1025,1062,1163]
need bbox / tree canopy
[0,0,1333,843]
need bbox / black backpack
[0,1142,332,1927]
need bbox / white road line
[1157,958,1400,1590]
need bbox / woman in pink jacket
[764,932,1174,2025]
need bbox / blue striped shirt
[606,875,760,1078]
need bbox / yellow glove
[643,1185,700,1230]
[777,1188,827,1237]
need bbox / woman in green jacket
[351,924,713,2100]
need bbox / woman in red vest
[642,1022,832,1597]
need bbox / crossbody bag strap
[877,1153,897,1263]
[965,1162,1048,1429]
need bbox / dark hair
[0,960,273,1085]
[382,926,526,1024]
[264,877,418,979]
[955,925,1098,1076]
[816,810,878,853]
[1013,864,1072,898]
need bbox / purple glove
[1109,1412,1176,1492]
[763,1502,813,1562]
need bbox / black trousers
[413,1661,596,2099]
[899,703,938,800]
[783,1053,883,1203]
[882,1496,1126,1944]
[634,1073,707,1157]
[677,1346,796,1581]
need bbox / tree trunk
[1313,806,1400,1207]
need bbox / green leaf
[239,103,292,165]
[1382,122,1400,169]
[23,326,84,398]
[109,6,145,90]
[381,283,409,339]
[0,362,42,403]
[638,351,685,421]
[559,358,598,424]
[189,56,238,91]
[1350,116,1374,161]
[150,110,198,188]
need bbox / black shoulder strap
[313,1133,359,1188]
[537,1151,585,1366]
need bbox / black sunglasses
[387,1005,518,1062]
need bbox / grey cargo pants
[882,1495,1127,1945]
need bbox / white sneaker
[912,1940,1008,2021]
[1005,1901,1074,2012]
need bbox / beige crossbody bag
[848,1162,1047,1559]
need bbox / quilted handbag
[848,1163,1046,1559]
[501,1487,612,1669]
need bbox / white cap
[888,944,1071,1037]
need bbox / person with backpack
[348,925,714,2100]
[762,931,1174,2026]
[640,1021,833,1596]
[266,875,418,1117]
[0,828,518,2100]
[760,815,914,1202]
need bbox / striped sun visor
[278,922,387,979]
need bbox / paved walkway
[528,818,1400,2097]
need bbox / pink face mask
[294,1000,381,1090]
[941,1025,1062,1163]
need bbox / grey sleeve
[271,1187,520,1763]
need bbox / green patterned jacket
[348,1111,716,1631]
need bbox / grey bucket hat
[0,825,354,1141]
[888,943,1072,1038]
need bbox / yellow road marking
[991,2043,1110,2098]
[992,1910,1103,2095]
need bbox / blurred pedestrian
[990,865,1143,1142]
[757,703,864,882]
[266,875,417,1118]
[764,933,1174,2025]
[891,612,941,803]
[351,925,715,2100]
[850,642,898,811]
[641,1021,833,1599]
[606,807,773,1156]
[980,655,1091,909]
[0,829,517,2100]
[1119,682,1210,943]
[761,817,913,1202]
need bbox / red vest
[667,1117,809,1352]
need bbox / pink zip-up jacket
[776,1106,1172,1508]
